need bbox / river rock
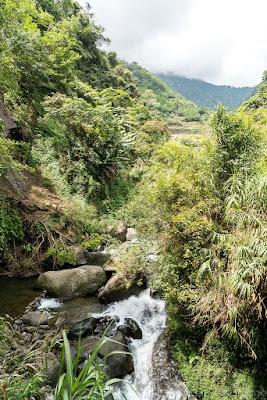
[73,246,87,266]
[98,271,144,304]
[98,331,134,379]
[22,311,49,327]
[36,265,107,299]
[117,318,142,339]
[41,352,60,384]
[68,317,97,339]
[126,228,137,242]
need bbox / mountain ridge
[156,73,256,109]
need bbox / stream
[0,277,41,317]
[0,276,194,399]
[99,290,194,400]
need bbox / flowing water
[99,290,194,400]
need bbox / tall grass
[54,331,122,400]
[197,174,267,357]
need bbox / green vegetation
[126,62,206,124]
[55,331,120,400]
[0,197,24,259]
[0,0,155,270]
[123,76,267,397]
[157,73,255,109]
[0,0,267,398]
[0,316,44,399]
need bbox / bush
[0,197,24,258]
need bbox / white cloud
[79,0,267,86]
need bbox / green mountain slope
[126,62,207,124]
[157,73,255,110]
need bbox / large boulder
[98,271,145,304]
[103,242,130,273]
[98,332,134,379]
[36,265,107,299]
[98,272,136,304]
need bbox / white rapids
[100,290,194,400]
[38,298,63,310]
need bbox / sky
[78,0,267,87]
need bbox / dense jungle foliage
[0,0,266,399]
[0,0,167,270]
[124,74,267,398]
[157,73,255,110]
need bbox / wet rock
[98,331,134,379]
[117,318,142,339]
[126,228,137,242]
[22,311,49,327]
[36,265,107,299]
[151,328,194,400]
[68,317,97,339]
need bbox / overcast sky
[79,0,267,87]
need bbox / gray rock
[41,352,60,385]
[68,317,97,339]
[73,246,87,266]
[22,311,49,327]
[38,325,50,330]
[126,228,137,242]
[103,242,130,272]
[36,265,107,299]
[98,273,143,304]
[115,221,128,242]
[25,326,37,333]
[118,318,142,339]
[98,332,134,379]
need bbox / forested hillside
[126,62,207,123]
[0,0,171,273]
[157,73,255,109]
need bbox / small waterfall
[100,290,194,400]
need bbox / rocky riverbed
[0,225,194,399]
